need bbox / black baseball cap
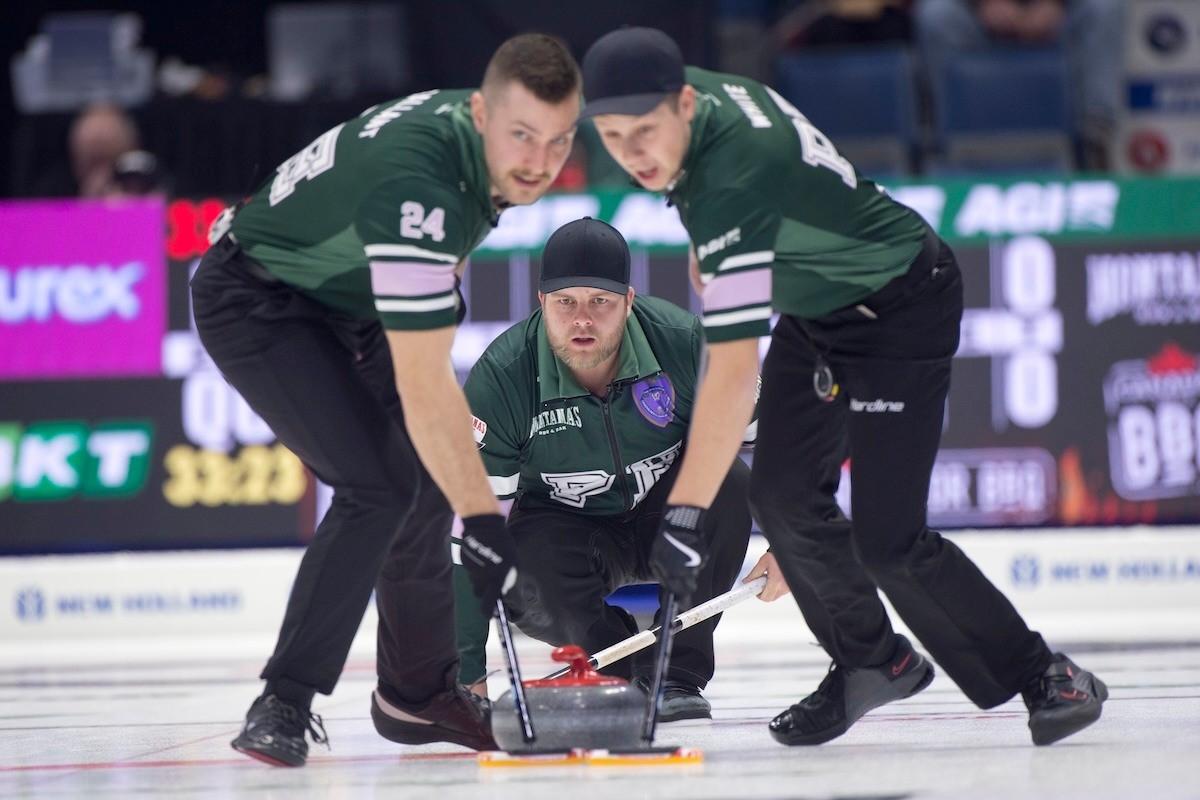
[579,27,685,119]
[539,217,631,294]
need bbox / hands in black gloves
[650,504,708,603]
[460,514,517,616]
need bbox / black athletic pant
[503,457,753,689]
[749,231,1052,709]
[191,237,459,707]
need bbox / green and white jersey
[669,67,929,343]
[230,89,498,330]
[467,295,703,516]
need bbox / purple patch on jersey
[632,374,675,428]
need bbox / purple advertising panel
[0,198,166,379]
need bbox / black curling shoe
[1023,653,1108,746]
[769,634,935,746]
[231,693,328,767]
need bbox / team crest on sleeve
[471,415,487,449]
[632,374,676,428]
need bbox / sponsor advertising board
[0,198,166,379]
[1,198,310,553]
[0,377,311,552]
[1,179,1199,555]
[1,549,302,641]
[471,178,1200,528]
[1116,0,1200,173]
[6,532,1197,642]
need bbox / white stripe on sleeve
[703,306,774,328]
[717,250,774,272]
[487,473,520,496]
[375,295,458,313]
[364,243,460,263]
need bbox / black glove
[650,504,708,602]
[460,514,517,617]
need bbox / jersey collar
[666,84,712,206]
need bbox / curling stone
[492,644,647,753]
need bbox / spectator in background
[713,1,913,85]
[914,0,1124,169]
[30,103,147,198]
[68,104,141,197]
[776,0,913,48]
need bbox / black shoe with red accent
[231,694,329,767]
[769,634,935,746]
[1023,653,1108,746]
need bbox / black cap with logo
[538,217,631,294]
[579,27,685,120]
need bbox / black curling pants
[191,237,459,707]
[502,457,753,689]
[749,233,1052,709]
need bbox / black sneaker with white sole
[231,693,329,767]
[769,634,935,746]
[1023,653,1108,745]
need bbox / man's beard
[549,330,622,372]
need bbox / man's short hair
[483,33,581,104]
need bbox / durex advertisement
[0,199,166,380]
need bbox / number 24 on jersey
[400,201,446,242]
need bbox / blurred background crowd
[2,0,1189,203]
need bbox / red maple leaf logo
[1147,342,1197,376]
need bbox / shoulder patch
[471,415,487,449]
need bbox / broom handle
[495,599,536,744]
[540,575,767,680]
[642,592,678,743]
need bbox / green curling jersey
[229,89,498,330]
[669,67,930,343]
[467,295,704,516]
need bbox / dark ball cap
[539,217,631,294]
[579,27,685,119]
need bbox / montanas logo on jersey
[530,406,583,437]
